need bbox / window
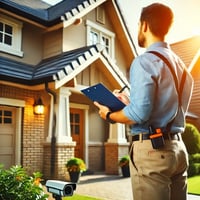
[86,20,115,59]
[0,110,12,124]
[0,14,23,57]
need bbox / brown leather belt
[132,132,180,141]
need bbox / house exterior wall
[0,0,133,177]
[62,7,130,77]
[0,21,44,65]
[63,19,86,51]
[0,84,46,174]
[43,29,63,59]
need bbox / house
[171,35,200,129]
[0,0,137,179]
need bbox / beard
[138,30,146,48]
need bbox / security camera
[46,180,76,197]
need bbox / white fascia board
[99,52,130,88]
[112,0,138,57]
[62,0,106,28]
[55,53,101,89]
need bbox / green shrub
[188,163,200,177]
[189,153,200,163]
[188,154,200,177]
[0,165,48,200]
[65,157,86,172]
[182,123,200,154]
[119,155,130,167]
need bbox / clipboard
[81,83,126,112]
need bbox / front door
[70,108,84,159]
[0,106,16,168]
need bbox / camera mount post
[53,194,62,200]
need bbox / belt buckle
[139,132,149,142]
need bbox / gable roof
[0,0,106,27]
[0,0,134,89]
[171,35,200,71]
[0,44,129,89]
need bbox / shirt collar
[146,42,170,51]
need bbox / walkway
[74,173,199,200]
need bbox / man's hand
[94,101,110,120]
[113,90,130,105]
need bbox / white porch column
[107,123,128,143]
[56,87,74,143]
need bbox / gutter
[45,82,57,178]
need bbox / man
[94,3,193,200]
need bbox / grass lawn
[63,194,102,200]
[188,175,200,195]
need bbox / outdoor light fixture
[33,98,44,115]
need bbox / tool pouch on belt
[149,126,165,149]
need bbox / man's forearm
[108,110,135,125]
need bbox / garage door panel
[0,147,13,154]
[0,135,13,146]
[0,106,16,168]
[0,155,13,168]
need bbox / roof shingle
[0,45,102,85]
[171,35,200,67]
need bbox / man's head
[138,3,174,47]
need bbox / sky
[43,0,200,51]
[118,0,200,43]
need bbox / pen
[119,85,128,93]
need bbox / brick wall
[88,143,104,171]
[43,143,75,180]
[105,142,129,175]
[0,84,45,174]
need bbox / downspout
[45,82,57,179]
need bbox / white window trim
[0,14,23,57]
[86,20,115,60]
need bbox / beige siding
[0,22,44,65]
[43,29,63,59]
[63,20,86,52]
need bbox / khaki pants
[129,137,188,200]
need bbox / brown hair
[140,3,174,38]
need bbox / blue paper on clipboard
[81,83,125,112]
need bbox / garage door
[0,106,16,169]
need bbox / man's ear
[141,21,148,32]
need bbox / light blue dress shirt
[123,42,193,135]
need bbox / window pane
[4,111,12,116]
[90,31,99,44]
[0,32,2,43]
[101,36,110,54]
[75,125,80,134]
[70,113,73,123]
[5,24,12,34]
[5,34,12,45]
[0,22,3,31]
[75,114,80,123]
[4,118,12,124]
